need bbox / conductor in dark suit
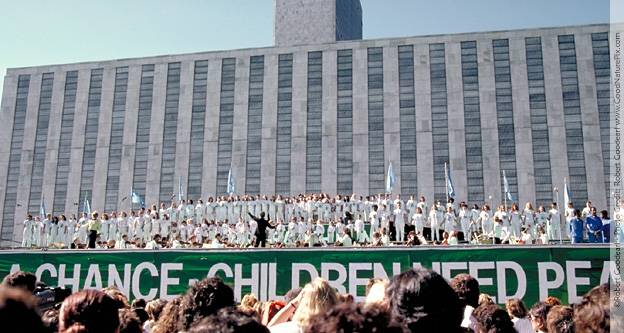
[248,211,276,247]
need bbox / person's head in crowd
[188,308,269,333]
[285,278,339,329]
[450,273,480,309]
[42,308,59,333]
[574,283,610,333]
[131,298,146,309]
[365,278,388,306]
[544,296,562,307]
[478,293,495,307]
[59,289,120,333]
[239,293,260,314]
[103,286,130,309]
[152,296,182,333]
[473,304,516,333]
[505,298,528,320]
[145,299,166,323]
[529,302,553,333]
[118,308,143,333]
[133,307,149,325]
[178,277,235,331]
[305,302,405,333]
[0,285,46,333]
[546,305,573,333]
[386,268,463,332]
[2,270,37,292]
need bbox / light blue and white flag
[39,198,46,219]
[227,167,236,195]
[564,178,572,208]
[445,162,455,198]
[178,176,184,201]
[386,162,396,193]
[503,170,514,202]
[82,197,91,216]
[131,187,144,207]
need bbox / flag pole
[444,162,449,207]
[503,171,507,212]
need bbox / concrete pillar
[477,39,502,206]
[260,54,278,195]
[118,65,141,211]
[174,61,194,200]
[383,46,401,196]
[145,63,168,205]
[232,57,250,196]
[0,74,19,235]
[414,43,434,202]
[352,47,369,196]
[203,59,222,196]
[445,42,468,203]
[290,51,308,195]
[321,50,338,195]
[542,34,570,202]
[91,68,116,211]
[509,37,536,205]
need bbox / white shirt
[511,317,534,333]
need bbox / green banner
[0,245,611,306]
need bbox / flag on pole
[39,198,46,219]
[82,196,91,216]
[445,162,456,198]
[503,170,514,202]
[178,176,184,201]
[131,187,144,207]
[227,167,235,195]
[564,178,572,208]
[386,162,396,193]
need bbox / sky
[0,0,610,98]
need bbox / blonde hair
[292,278,339,327]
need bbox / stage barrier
[0,245,611,305]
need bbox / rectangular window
[132,64,156,201]
[275,54,293,195]
[187,60,209,199]
[368,47,385,194]
[159,62,182,203]
[429,43,450,202]
[591,32,611,207]
[216,58,237,195]
[245,56,264,194]
[461,41,485,203]
[306,51,323,193]
[398,45,418,196]
[337,49,354,194]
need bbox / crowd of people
[0,268,612,333]
[18,193,622,249]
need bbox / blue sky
[0,0,609,98]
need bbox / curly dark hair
[188,308,269,333]
[152,297,182,333]
[59,289,120,333]
[573,284,610,333]
[177,277,235,331]
[547,305,574,333]
[119,308,143,333]
[386,268,463,333]
[305,302,405,333]
[473,304,515,333]
[2,270,37,292]
[0,285,46,333]
[450,273,480,308]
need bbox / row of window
[306,52,323,193]
[591,32,611,207]
[398,45,418,196]
[368,47,385,194]
[246,56,265,194]
[215,59,237,195]
[429,43,450,202]
[276,54,294,195]
[132,64,156,200]
[337,49,354,194]
[187,60,209,199]
[159,63,182,203]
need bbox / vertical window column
[53,71,78,214]
[558,35,588,203]
[461,41,485,203]
[78,68,104,209]
[28,73,54,214]
[216,58,236,195]
[429,43,450,202]
[1,75,30,239]
[275,54,293,195]
[525,37,553,206]
[187,60,209,200]
[104,67,129,211]
[245,56,265,195]
[493,39,518,201]
[159,62,181,203]
[591,32,611,205]
[305,51,323,193]
[367,47,385,194]
[398,45,417,196]
[337,49,354,195]
[132,64,155,200]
